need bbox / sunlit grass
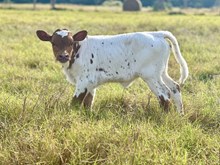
[0,7,219,164]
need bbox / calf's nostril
[57,54,69,63]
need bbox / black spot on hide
[172,89,177,94]
[90,59,93,64]
[96,68,107,74]
[96,68,104,71]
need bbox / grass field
[0,5,220,164]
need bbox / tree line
[1,0,219,8]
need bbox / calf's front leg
[83,92,94,107]
[71,88,95,108]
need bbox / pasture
[0,6,220,164]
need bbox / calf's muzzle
[57,54,70,63]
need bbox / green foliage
[102,0,122,7]
[153,0,172,11]
[0,7,219,164]
[0,0,217,8]
[3,0,11,3]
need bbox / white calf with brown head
[36,29,188,115]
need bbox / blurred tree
[191,0,203,8]
[33,0,36,9]
[153,0,172,11]
[170,0,183,7]
[214,0,220,6]
[51,0,56,9]
[170,0,215,8]
[203,0,215,7]
[183,0,188,8]
[67,0,105,5]
[3,0,11,3]
[140,0,154,6]
[102,0,122,7]
[0,0,217,8]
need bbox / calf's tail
[163,31,189,85]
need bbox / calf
[36,29,188,115]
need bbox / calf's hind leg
[142,77,171,112]
[162,73,184,115]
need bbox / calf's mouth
[56,54,70,63]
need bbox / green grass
[0,6,220,164]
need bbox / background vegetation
[0,5,220,164]
[1,0,220,8]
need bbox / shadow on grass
[14,85,218,135]
[187,109,220,132]
[69,95,175,126]
[69,95,220,134]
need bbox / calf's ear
[73,30,88,41]
[36,30,52,41]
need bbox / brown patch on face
[68,43,81,68]
[51,30,74,63]
[159,95,170,112]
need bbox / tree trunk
[33,0,37,10]
[183,0,188,8]
[51,0,56,10]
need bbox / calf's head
[36,29,87,63]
